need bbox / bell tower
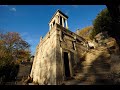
[49,9,68,30]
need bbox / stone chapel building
[30,10,88,85]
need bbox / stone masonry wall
[55,24,88,84]
[30,26,57,85]
[30,23,88,85]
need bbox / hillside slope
[76,26,93,40]
[74,32,120,84]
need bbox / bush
[0,60,19,84]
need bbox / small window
[53,20,55,26]
[72,41,75,50]
[60,32,64,41]
[61,32,64,40]
[60,16,62,26]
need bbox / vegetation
[75,8,120,84]
[0,32,31,84]
[77,26,93,40]
[90,8,112,39]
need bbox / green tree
[91,8,112,39]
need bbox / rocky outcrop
[74,32,120,84]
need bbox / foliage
[0,32,31,84]
[90,8,112,39]
[0,32,31,62]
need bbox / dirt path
[62,79,91,85]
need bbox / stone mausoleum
[30,10,88,85]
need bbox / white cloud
[0,5,17,13]
[10,7,16,12]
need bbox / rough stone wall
[55,24,88,84]
[30,23,88,85]
[30,25,57,85]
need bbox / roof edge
[49,9,68,24]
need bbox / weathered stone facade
[30,10,88,85]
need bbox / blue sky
[0,5,106,55]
